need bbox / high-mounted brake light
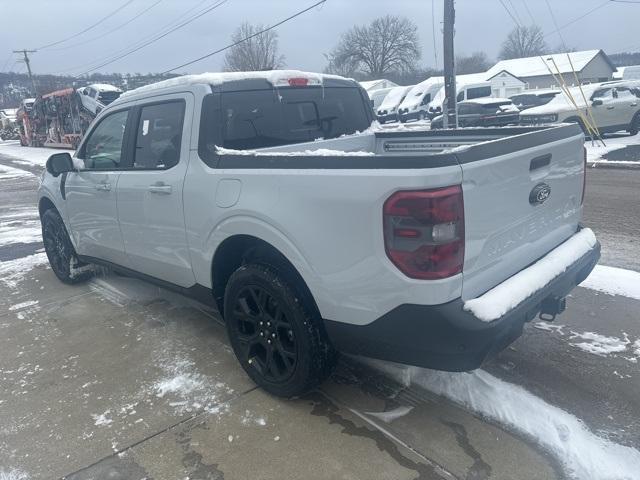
[273,76,322,87]
[383,186,465,280]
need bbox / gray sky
[1,0,638,76]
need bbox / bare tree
[326,15,420,78]
[456,52,491,74]
[499,25,548,60]
[223,22,285,72]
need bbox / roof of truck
[121,70,356,99]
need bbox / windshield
[510,93,559,109]
[380,86,410,109]
[201,86,371,152]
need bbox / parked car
[376,85,412,123]
[427,81,492,119]
[520,80,640,135]
[38,70,599,398]
[430,98,520,129]
[77,84,123,115]
[0,107,18,128]
[398,77,444,122]
[510,89,561,110]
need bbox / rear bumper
[399,111,422,122]
[325,238,600,372]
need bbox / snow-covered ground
[585,133,640,164]
[0,140,62,168]
[364,359,640,480]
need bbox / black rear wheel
[629,113,640,136]
[224,263,336,397]
[41,209,92,284]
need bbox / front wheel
[41,209,93,284]
[224,263,336,397]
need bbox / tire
[223,263,336,398]
[41,209,93,284]
[629,113,640,136]
[418,111,426,121]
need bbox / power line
[544,0,567,49]
[46,0,164,52]
[505,0,523,24]
[520,0,536,24]
[431,0,438,68]
[497,0,522,27]
[54,0,213,74]
[0,53,12,72]
[161,0,327,74]
[37,0,135,50]
[75,0,229,76]
[542,1,610,39]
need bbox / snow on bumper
[464,228,598,323]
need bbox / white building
[455,71,526,98]
[486,50,616,90]
[359,79,398,92]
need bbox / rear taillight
[383,186,465,280]
[581,146,587,205]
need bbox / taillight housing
[383,186,465,280]
[581,146,587,205]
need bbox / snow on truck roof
[86,83,122,92]
[121,70,355,98]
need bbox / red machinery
[17,88,94,149]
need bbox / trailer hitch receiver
[539,296,567,322]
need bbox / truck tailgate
[457,126,585,300]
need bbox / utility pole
[13,49,38,96]
[442,0,457,128]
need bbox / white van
[397,77,444,122]
[376,85,412,124]
[369,87,394,110]
[427,81,492,119]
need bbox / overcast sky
[1,0,638,77]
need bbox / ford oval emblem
[530,183,551,205]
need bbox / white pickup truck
[38,70,600,397]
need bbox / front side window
[133,101,185,170]
[80,109,129,170]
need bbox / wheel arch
[38,196,58,217]
[211,234,321,320]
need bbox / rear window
[98,91,121,105]
[202,86,371,153]
[466,86,491,100]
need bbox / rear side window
[133,101,185,170]
[467,86,492,100]
[458,104,480,115]
[207,86,371,152]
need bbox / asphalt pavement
[0,149,639,480]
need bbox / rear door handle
[148,183,172,195]
[607,106,615,110]
[95,182,111,191]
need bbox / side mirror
[46,152,75,177]
[592,99,603,106]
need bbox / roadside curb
[587,161,640,170]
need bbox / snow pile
[0,207,42,247]
[0,140,59,167]
[0,469,29,480]
[364,405,414,424]
[580,265,640,300]
[91,410,113,427]
[150,356,233,416]
[585,133,640,165]
[464,228,597,322]
[0,164,32,180]
[215,146,374,157]
[0,253,49,288]
[569,332,629,356]
[365,360,640,480]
